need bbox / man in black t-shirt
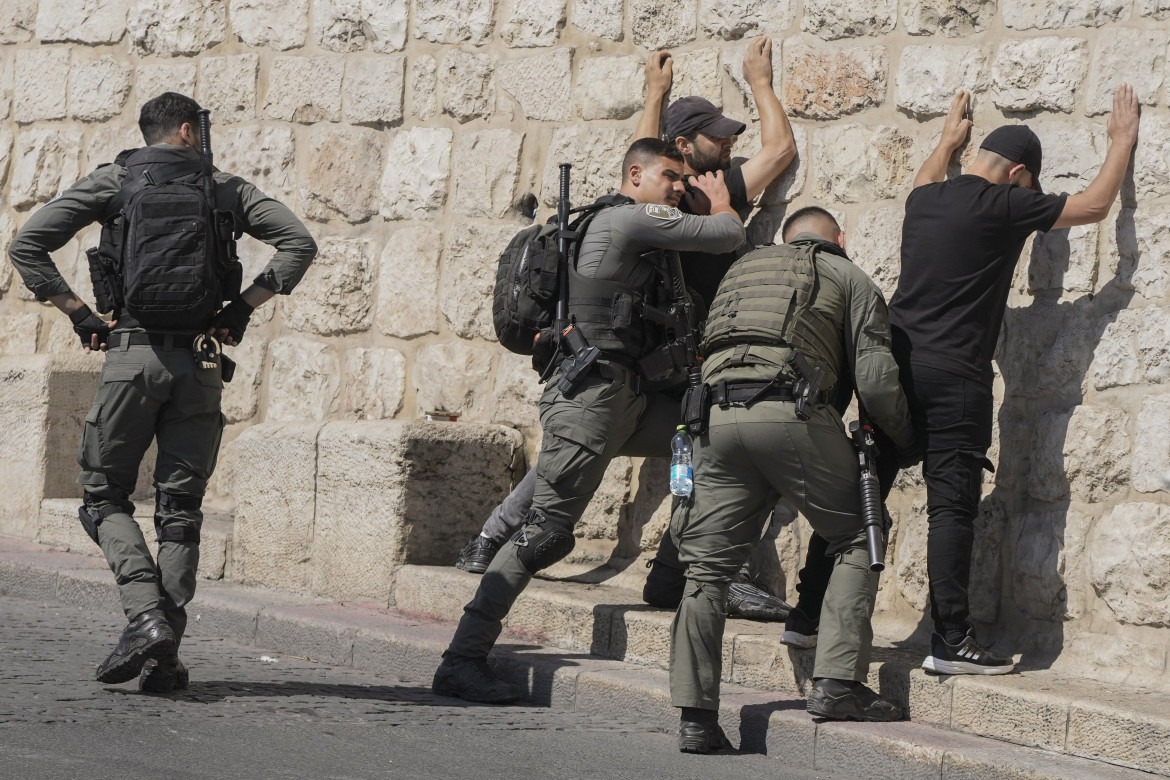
[889,87,1140,675]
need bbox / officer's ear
[836,230,846,250]
[176,122,198,148]
[627,163,643,187]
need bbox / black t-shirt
[888,175,1066,385]
[678,164,752,307]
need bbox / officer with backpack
[433,138,746,704]
[8,92,317,692]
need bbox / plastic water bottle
[670,425,693,497]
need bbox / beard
[689,145,726,174]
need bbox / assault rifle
[553,163,600,395]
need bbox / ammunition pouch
[85,247,122,316]
[680,382,710,436]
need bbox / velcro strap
[156,524,201,543]
[711,381,795,406]
[157,491,203,511]
[108,332,198,349]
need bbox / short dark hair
[782,206,840,243]
[138,92,202,145]
[622,138,684,181]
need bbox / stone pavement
[0,536,1161,780]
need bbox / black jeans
[901,363,994,643]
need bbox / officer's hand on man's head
[209,298,255,347]
[681,176,712,215]
[69,304,113,354]
[689,170,733,214]
[647,51,673,95]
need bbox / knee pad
[78,492,134,546]
[512,523,575,574]
[154,491,203,544]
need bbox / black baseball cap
[662,97,747,141]
[980,125,1045,192]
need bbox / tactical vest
[702,240,845,389]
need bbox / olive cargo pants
[78,337,225,643]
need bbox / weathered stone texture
[498,49,573,121]
[903,0,996,36]
[784,43,886,120]
[802,0,897,40]
[1084,29,1167,117]
[895,500,929,610]
[720,38,781,115]
[14,49,70,124]
[37,0,128,44]
[264,56,345,123]
[216,124,297,204]
[442,221,519,340]
[1011,508,1092,621]
[10,128,84,210]
[1029,405,1130,504]
[758,123,807,206]
[1026,223,1098,294]
[575,457,633,542]
[70,58,133,123]
[1107,207,1170,301]
[0,129,10,191]
[813,124,917,203]
[629,0,696,49]
[128,0,227,56]
[895,45,987,118]
[1031,119,1106,195]
[0,54,12,122]
[572,0,623,40]
[197,55,259,124]
[220,338,267,424]
[1139,0,1170,18]
[500,0,565,47]
[0,313,41,356]
[410,55,439,120]
[700,0,791,40]
[541,126,629,206]
[414,341,493,420]
[230,0,309,50]
[1090,306,1170,390]
[413,0,495,45]
[451,130,524,218]
[491,351,542,430]
[441,51,495,123]
[851,205,903,300]
[674,48,722,109]
[314,0,407,52]
[1133,395,1170,494]
[0,0,36,44]
[991,38,1088,113]
[577,56,644,120]
[134,62,198,111]
[1091,503,1170,627]
[266,337,341,422]
[1134,115,1170,199]
[301,124,383,223]
[380,126,452,220]
[343,347,406,419]
[343,55,405,124]
[1003,0,1129,29]
[283,237,376,336]
[376,225,443,338]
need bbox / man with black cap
[890,86,1140,675]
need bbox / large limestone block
[498,49,573,122]
[0,313,42,356]
[283,237,375,335]
[1025,223,1098,294]
[991,38,1088,114]
[894,500,929,611]
[491,351,542,430]
[0,356,100,539]
[903,0,995,36]
[300,124,383,223]
[1091,503,1170,627]
[70,58,133,123]
[571,0,623,40]
[540,126,629,207]
[440,50,495,123]
[968,497,1006,623]
[343,55,405,124]
[14,48,70,124]
[380,127,452,220]
[1088,306,1170,390]
[10,127,84,210]
[311,421,522,602]
[573,457,633,545]
[313,0,407,52]
[264,56,344,123]
[895,45,987,118]
[851,205,902,300]
[413,0,495,45]
[802,0,896,40]
[440,221,519,341]
[1140,0,1170,18]
[1134,115,1170,199]
[451,130,524,218]
[266,337,341,422]
[414,340,494,420]
[343,347,406,419]
[1030,118,1106,195]
[1010,507,1093,621]
[1133,395,1170,494]
[0,0,36,43]
[232,423,321,591]
[1084,29,1166,117]
[1028,405,1130,504]
[134,62,198,112]
[197,55,259,125]
[629,0,696,49]
[700,0,791,40]
[812,124,917,203]
[674,48,722,108]
[757,123,807,206]
[376,225,442,338]
[500,0,565,47]
[1003,0,1129,29]
[220,337,267,424]
[783,42,886,120]
[128,0,227,56]
[37,0,128,43]
[577,56,644,120]
[215,124,297,205]
[1104,207,1170,300]
[409,55,438,120]
[0,53,11,122]
[0,132,13,192]
[231,0,309,50]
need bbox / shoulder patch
[644,204,682,220]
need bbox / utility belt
[558,354,643,395]
[106,330,236,383]
[681,379,799,436]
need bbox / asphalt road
[0,594,846,780]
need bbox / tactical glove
[69,304,112,349]
[211,298,255,344]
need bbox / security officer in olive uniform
[433,138,746,703]
[8,92,317,692]
[668,207,918,752]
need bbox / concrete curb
[0,537,1157,780]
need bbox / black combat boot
[139,655,189,693]
[454,535,500,574]
[806,678,903,721]
[432,654,522,704]
[725,567,792,622]
[95,608,176,684]
[678,708,732,754]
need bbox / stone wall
[2,0,1169,686]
